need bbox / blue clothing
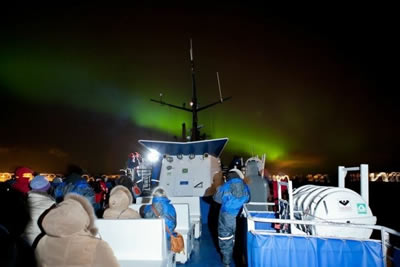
[54,180,95,207]
[218,213,237,265]
[53,182,66,201]
[143,196,177,241]
[214,177,250,265]
[214,178,250,216]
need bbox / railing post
[360,164,369,205]
[381,228,389,267]
[338,166,345,188]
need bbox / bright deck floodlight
[147,148,160,162]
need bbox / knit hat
[15,167,34,179]
[30,175,51,192]
[228,168,244,179]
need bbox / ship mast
[189,39,199,141]
[151,39,231,141]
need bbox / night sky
[1,5,399,175]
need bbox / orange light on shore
[39,173,57,182]
[0,172,12,182]
[22,173,33,180]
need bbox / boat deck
[178,224,223,267]
[179,223,246,267]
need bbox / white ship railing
[243,202,400,267]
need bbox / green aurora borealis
[0,45,294,172]
[0,44,287,154]
[1,7,398,174]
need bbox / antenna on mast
[190,39,194,62]
[216,72,223,102]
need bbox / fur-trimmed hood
[103,186,140,219]
[40,193,98,237]
[108,185,133,209]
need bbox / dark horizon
[1,5,399,175]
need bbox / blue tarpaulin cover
[394,246,400,266]
[247,232,384,267]
[250,212,275,231]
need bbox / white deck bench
[129,203,194,264]
[96,218,175,267]
[137,196,202,239]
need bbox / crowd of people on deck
[0,164,173,266]
[0,161,258,267]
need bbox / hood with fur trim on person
[40,193,98,237]
[103,185,140,219]
[35,194,120,267]
[108,185,133,208]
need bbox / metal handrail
[244,204,400,236]
[244,203,400,267]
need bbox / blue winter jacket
[54,179,95,206]
[214,177,250,216]
[144,196,177,239]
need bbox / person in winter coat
[91,178,108,217]
[24,175,56,245]
[214,168,250,267]
[0,185,37,267]
[245,160,270,206]
[54,165,95,207]
[35,193,119,267]
[143,187,177,248]
[12,167,34,195]
[103,185,140,219]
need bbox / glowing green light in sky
[212,119,287,160]
[0,48,288,164]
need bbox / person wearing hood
[103,185,140,219]
[213,168,250,267]
[24,175,56,245]
[35,193,119,267]
[12,167,34,195]
[143,187,177,249]
[245,160,270,208]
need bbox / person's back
[35,193,119,267]
[24,175,56,245]
[215,175,250,217]
[214,168,250,267]
[245,160,269,207]
[143,187,177,243]
[54,175,95,206]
